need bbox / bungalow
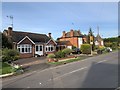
[3,27,57,58]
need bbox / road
[2,51,118,88]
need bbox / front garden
[1,48,23,76]
[47,43,118,65]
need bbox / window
[35,45,43,51]
[17,44,32,53]
[46,45,54,52]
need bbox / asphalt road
[2,51,118,88]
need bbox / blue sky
[2,2,118,40]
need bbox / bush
[80,44,91,54]
[47,54,55,58]
[55,50,65,58]
[2,48,20,62]
[62,48,72,56]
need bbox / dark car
[72,48,82,54]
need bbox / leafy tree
[2,33,12,49]
[87,28,95,51]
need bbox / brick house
[57,29,83,49]
[57,28,104,49]
[3,27,57,58]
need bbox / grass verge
[47,56,89,65]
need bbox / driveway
[13,56,51,72]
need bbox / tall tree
[2,33,12,49]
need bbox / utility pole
[7,15,13,28]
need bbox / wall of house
[45,40,57,55]
[59,37,78,48]
[17,38,35,58]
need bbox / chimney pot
[48,33,51,38]
[8,27,13,36]
[62,31,66,38]
[70,29,74,37]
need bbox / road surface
[2,51,118,88]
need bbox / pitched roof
[94,34,103,41]
[10,31,51,43]
[57,41,72,46]
[65,30,83,38]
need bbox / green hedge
[81,44,91,54]
[62,48,72,56]
[2,48,20,62]
[55,50,65,58]
[47,54,55,58]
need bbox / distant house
[57,29,83,49]
[94,34,104,46]
[3,27,57,58]
[57,28,104,50]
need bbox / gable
[46,39,57,46]
[17,36,35,45]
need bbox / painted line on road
[96,60,108,64]
[50,67,88,80]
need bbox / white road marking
[96,60,108,64]
[52,67,88,80]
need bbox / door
[35,45,43,56]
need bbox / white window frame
[35,45,43,52]
[45,45,55,52]
[17,44,32,53]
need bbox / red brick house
[3,27,57,58]
[57,29,83,49]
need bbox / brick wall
[59,37,78,47]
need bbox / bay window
[17,44,32,53]
[46,45,54,52]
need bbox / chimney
[70,29,74,37]
[62,31,66,38]
[78,30,81,35]
[48,33,51,38]
[8,27,13,36]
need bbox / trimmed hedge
[81,44,91,54]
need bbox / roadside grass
[0,62,14,75]
[47,56,89,65]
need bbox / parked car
[106,47,112,52]
[72,48,82,54]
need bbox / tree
[2,33,12,49]
[87,28,95,51]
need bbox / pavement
[2,51,118,88]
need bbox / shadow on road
[81,62,118,88]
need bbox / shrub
[80,44,91,54]
[47,54,55,58]
[2,48,20,62]
[62,48,72,56]
[55,50,65,58]
[111,42,118,50]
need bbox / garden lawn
[0,62,14,75]
[48,56,89,65]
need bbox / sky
[2,2,118,40]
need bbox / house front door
[35,45,43,56]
